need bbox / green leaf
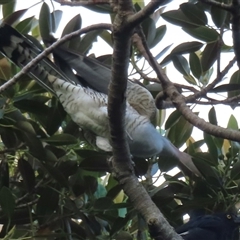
[167,115,194,148]
[51,10,63,33]
[211,5,228,28]
[228,70,240,99]
[43,134,78,146]
[14,99,50,116]
[0,0,14,4]
[183,74,197,85]
[142,17,156,46]
[161,10,198,28]
[2,0,16,19]
[192,158,220,186]
[149,25,166,48]
[165,110,181,130]
[39,2,52,41]
[227,115,238,130]
[61,14,82,48]
[231,161,240,180]
[0,161,9,189]
[43,163,68,187]
[208,107,218,126]
[204,132,218,161]
[180,3,208,26]
[183,26,219,42]
[190,52,202,79]
[36,187,59,225]
[78,29,103,54]
[100,30,113,47]
[80,157,109,172]
[15,16,38,34]
[201,40,219,72]
[171,41,203,55]
[4,9,28,25]
[0,186,15,218]
[18,158,35,192]
[172,55,190,76]
[110,216,131,237]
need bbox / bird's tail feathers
[0,24,74,94]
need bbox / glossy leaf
[204,132,218,162]
[18,158,35,192]
[211,5,228,28]
[100,30,113,47]
[0,161,9,189]
[172,55,190,76]
[208,107,218,126]
[61,14,82,48]
[189,52,202,79]
[0,0,14,4]
[15,16,38,34]
[2,0,16,19]
[231,161,240,180]
[167,115,194,148]
[228,70,240,99]
[201,40,219,72]
[180,3,208,26]
[51,10,63,33]
[142,17,156,46]
[149,25,166,48]
[165,109,181,130]
[172,41,203,55]
[183,26,219,42]
[227,115,238,130]
[0,187,15,218]
[78,29,103,54]
[192,158,220,186]
[39,2,52,41]
[43,134,78,146]
[161,10,198,28]
[3,9,28,25]
[36,187,59,224]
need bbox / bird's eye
[226,214,232,219]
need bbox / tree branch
[108,1,183,239]
[53,0,110,6]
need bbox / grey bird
[0,24,201,176]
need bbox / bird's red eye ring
[226,214,232,219]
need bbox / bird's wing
[53,47,157,120]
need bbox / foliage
[0,0,239,239]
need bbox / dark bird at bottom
[176,212,240,240]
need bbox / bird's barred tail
[0,23,73,94]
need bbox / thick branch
[108,1,183,239]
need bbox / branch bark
[108,1,183,239]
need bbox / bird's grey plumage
[0,24,201,176]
